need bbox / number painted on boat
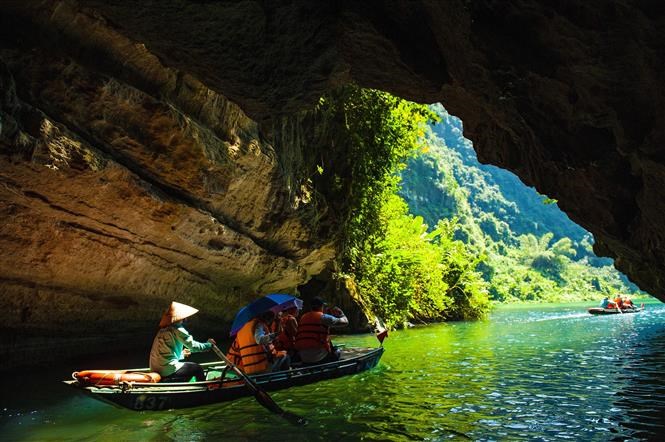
[133,395,168,410]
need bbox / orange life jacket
[295,311,331,352]
[236,319,281,374]
[226,338,243,368]
[276,314,297,351]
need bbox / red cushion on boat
[73,370,161,385]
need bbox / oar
[210,343,307,426]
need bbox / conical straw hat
[159,301,199,328]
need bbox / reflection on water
[1,301,664,440]
[613,327,665,440]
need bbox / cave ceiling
[1,0,664,352]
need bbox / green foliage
[315,86,490,327]
[429,218,490,320]
[311,87,433,264]
[551,238,576,259]
[356,195,489,328]
[399,105,645,304]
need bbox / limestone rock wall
[50,0,661,299]
[0,3,334,368]
[1,0,665,368]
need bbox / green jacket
[149,325,211,376]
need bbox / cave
[1,1,664,369]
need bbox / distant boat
[64,346,384,411]
[587,304,645,315]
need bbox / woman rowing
[149,301,216,382]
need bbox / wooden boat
[587,304,644,315]
[64,346,384,411]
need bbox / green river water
[1,300,664,441]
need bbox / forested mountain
[322,89,491,327]
[400,105,639,302]
[307,92,638,328]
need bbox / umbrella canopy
[230,294,303,336]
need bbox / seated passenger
[236,311,290,374]
[295,297,348,365]
[149,301,215,382]
[623,296,634,309]
[614,296,624,309]
[275,306,300,360]
[600,297,610,308]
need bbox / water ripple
[1,301,664,440]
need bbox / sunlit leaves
[320,87,489,327]
[397,105,641,304]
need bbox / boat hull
[587,307,644,315]
[64,346,384,411]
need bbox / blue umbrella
[230,294,303,336]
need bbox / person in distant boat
[236,310,290,374]
[295,297,348,365]
[149,301,216,382]
[274,306,300,361]
[600,297,610,308]
[623,296,634,309]
[614,296,624,309]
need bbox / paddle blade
[254,389,284,414]
[211,343,306,425]
[281,410,309,426]
[254,390,308,426]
